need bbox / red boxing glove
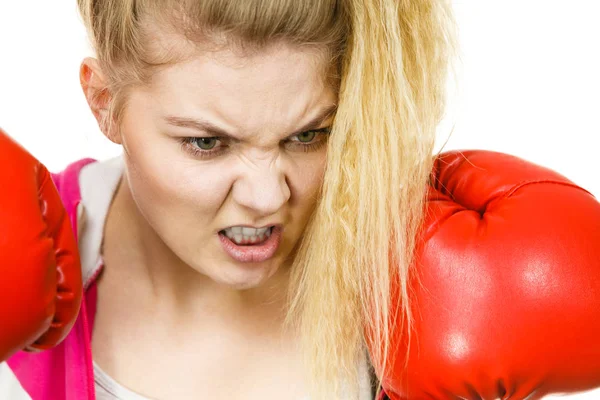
[377,150,600,399]
[0,128,82,361]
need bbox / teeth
[242,227,265,236]
[223,226,273,245]
[227,226,269,235]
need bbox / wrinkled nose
[233,157,291,217]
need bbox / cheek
[289,158,326,214]
[123,132,231,235]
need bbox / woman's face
[117,42,337,290]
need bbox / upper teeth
[222,226,273,244]
[225,226,271,236]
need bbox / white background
[0,2,599,199]
[0,2,599,399]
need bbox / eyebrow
[163,104,337,140]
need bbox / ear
[79,57,122,144]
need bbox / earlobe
[79,57,122,144]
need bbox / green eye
[297,131,316,143]
[196,138,218,150]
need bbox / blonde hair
[77,0,459,398]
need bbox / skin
[80,34,337,398]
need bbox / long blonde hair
[77,0,459,398]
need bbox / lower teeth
[233,237,267,246]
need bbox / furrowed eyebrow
[163,104,337,140]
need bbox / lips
[218,225,283,263]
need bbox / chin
[210,260,281,290]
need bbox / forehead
[141,34,338,136]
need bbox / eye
[194,137,219,150]
[179,137,227,159]
[296,130,317,143]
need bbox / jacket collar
[77,155,124,288]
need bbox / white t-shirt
[94,361,153,400]
[93,359,374,400]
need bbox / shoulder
[50,158,97,211]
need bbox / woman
[1,0,459,398]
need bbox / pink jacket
[5,158,99,400]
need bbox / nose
[233,157,291,217]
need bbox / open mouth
[218,226,282,263]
